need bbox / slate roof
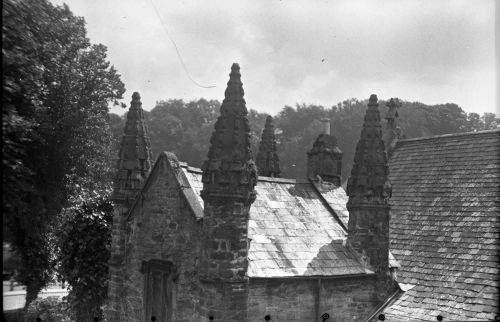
[180,164,375,278]
[381,130,500,321]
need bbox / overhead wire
[148,0,216,88]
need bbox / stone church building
[105,64,499,321]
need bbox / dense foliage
[56,190,113,321]
[27,297,72,322]
[3,0,124,306]
[110,98,498,182]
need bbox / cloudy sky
[50,0,498,116]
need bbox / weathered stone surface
[112,91,153,204]
[346,94,393,298]
[108,86,401,320]
[119,153,204,321]
[106,92,153,322]
[347,94,391,206]
[201,63,257,204]
[307,130,343,186]
[199,63,257,319]
[248,277,384,322]
[382,97,402,158]
[256,116,281,177]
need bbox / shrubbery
[56,189,113,322]
[27,297,72,322]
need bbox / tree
[57,190,113,321]
[483,112,499,130]
[3,0,125,307]
[466,113,482,132]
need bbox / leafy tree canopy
[3,0,125,306]
[110,98,498,184]
[56,190,113,321]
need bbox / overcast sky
[50,0,498,116]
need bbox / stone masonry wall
[248,276,381,322]
[119,155,204,321]
[196,200,251,320]
[106,204,128,321]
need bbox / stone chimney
[107,92,152,321]
[307,119,343,186]
[346,94,391,277]
[321,118,331,135]
[383,98,402,158]
[200,63,257,320]
[256,116,281,177]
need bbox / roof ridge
[177,157,303,183]
[396,129,500,145]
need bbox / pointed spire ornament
[112,92,153,204]
[201,63,257,204]
[346,94,391,206]
[256,116,281,177]
[108,92,153,321]
[346,94,392,277]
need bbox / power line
[148,0,216,89]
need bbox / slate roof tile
[381,130,500,321]
[181,167,374,277]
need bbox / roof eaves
[363,286,405,322]
[177,168,204,220]
[249,271,375,280]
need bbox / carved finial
[347,94,391,205]
[222,63,247,115]
[201,64,257,203]
[130,92,142,110]
[385,98,400,121]
[256,116,281,177]
[112,92,153,204]
[132,91,141,101]
[383,98,402,158]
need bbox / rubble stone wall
[119,156,203,321]
[248,276,382,322]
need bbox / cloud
[50,0,496,115]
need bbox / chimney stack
[307,119,343,186]
[321,118,331,135]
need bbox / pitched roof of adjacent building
[181,164,376,278]
[381,130,500,321]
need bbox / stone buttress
[256,115,281,177]
[346,94,393,299]
[199,63,257,321]
[106,92,153,321]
